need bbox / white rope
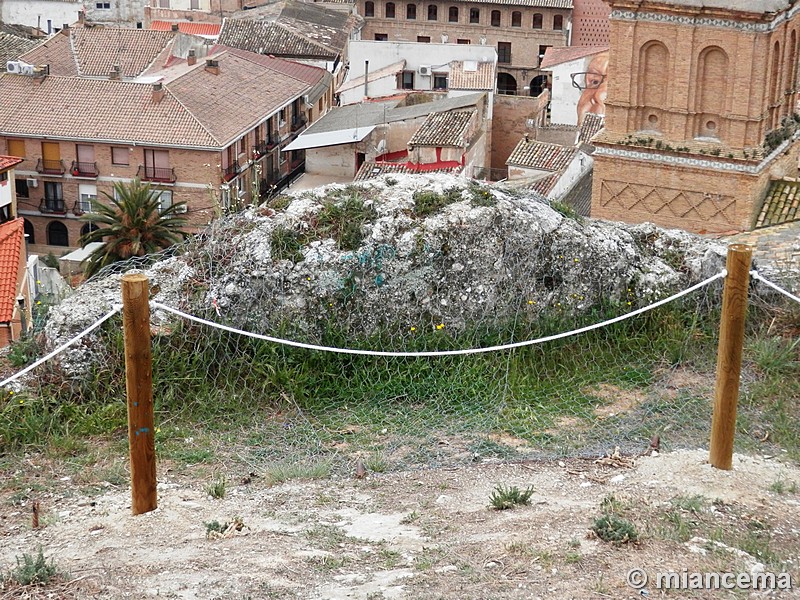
[0,305,122,389]
[151,271,727,358]
[751,270,800,305]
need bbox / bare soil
[1,450,800,599]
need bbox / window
[365,0,374,16]
[407,4,416,19]
[427,4,437,20]
[417,35,430,42]
[491,10,500,26]
[279,108,287,124]
[457,38,470,44]
[190,0,199,8]
[374,33,388,40]
[400,70,415,89]
[44,182,64,213]
[158,0,168,7]
[385,2,395,17]
[498,42,511,63]
[143,148,172,181]
[0,172,7,183]
[532,12,542,28]
[553,14,563,30]
[47,221,68,246]
[23,219,34,244]
[538,45,551,65]
[511,11,521,26]
[433,74,448,89]
[15,179,28,198]
[80,223,99,239]
[95,1,110,8]
[154,190,173,213]
[78,184,97,213]
[449,6,458,21]
[111,147,129,165]
[7,139,24,158]
[469,8,479,23]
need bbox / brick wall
[491,91,549,171]
[571,0,610,46]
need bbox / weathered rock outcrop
[45,174,728,373]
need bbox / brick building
[356,0,572,95]
[1,29,329,254]
[570,0,609,46]
[592,0,800,234]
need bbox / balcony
[36,158,66,175]
[291,114,308,132]
[71,161,99,178]
[40,197,66,214]
[266,132,280,149]
[223,161,240,182]
[253,141,268,159]
[72,199,92,215]
[137,164,176,183]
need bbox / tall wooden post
[122,274,157,514]
[709,244,752,470]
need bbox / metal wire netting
[2,177,798,475]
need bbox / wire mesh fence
[1,178,798,479]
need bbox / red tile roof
[0,218,24,322]
[448,60,495,91]
[408,110,474,147]
[540,45,608,69]
[19,32,78,76]
[150,21,221,36]
[0,155,23,171]
[506,139,577,171]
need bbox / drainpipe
[364,60,369,98]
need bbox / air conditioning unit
[6,60,33,74]
[26,178,38,188]
[418,65,431,76]
[174,203,188,214]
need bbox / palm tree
[79,178,189,277]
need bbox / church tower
[592,0,800,233]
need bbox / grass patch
[270,225,307,263]
[4,547,63,586]
[489,484,534,510]
[264,459,332,485]
[207,475,226,499]
[592,514,638,544]
[412,187,463,217]
[315,191,376,251]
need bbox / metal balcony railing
[71,161,99,177]
[40,198,66,213]
[36,158,65,175]
[137,165,177,183]
[291,114,308,132]
[223,161,240,182]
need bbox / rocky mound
[45,174,728,373]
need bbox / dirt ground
[1,449,800,599]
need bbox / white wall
[550,151,590,200]
[306,143,359,178]
[2,0,81,31]
[0,176,12,210]
[546,55,594,126]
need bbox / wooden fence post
[709,244,752,470]
[122,273,157,514]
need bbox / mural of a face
[575,51,609,124]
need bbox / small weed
[592,514,638,544]
[400,511,419,525]
[550,201,582,221]
[600,494,624,515]
[264,459,332,485]
[207,475,226,499]
[315,193,376,251]
[412,187,462,217]
[270,225,307,263]
[506,541,534,556]
[671,494,706,513]
[268,194,292,211]
[7,337,40,368]
[304,524,347,550]
[768,479,798,494]
[379,548,403,568]
[364,452,389,473]
[567,538,581,549]
[564,550,582,564]
[6,547,62,585]
[489,484,534,510]
[469,184,496,207]
[204,517,244,538]
[750,337,799,374]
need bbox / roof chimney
[77,10,85,24]
[187,49,196,66]
[109,64,121,80]
[62,23,70,30]
[205,58,219,75]
[171,23,179,32]
[33,64,49,84]
[152,82,165,103]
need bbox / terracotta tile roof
[354,161,462,181]
[0,74,217,147]
[0,218,24,322]
[150,21,221,37]
[19,32,78,76]
[0,48,322,149]
[757,179,800,228]
[408,110,474,147]
[167,50,319,146]
[562,168,592,216]
[0,33,38,69]
[71,28,175,77]
[507,139,577,171]
[218,19,335,59]
[448,60,495,90]
[540,45,607,69]
[578,112,604,144]
[0,155,23,171]
[450,0,570,5]
[20,28,176,78]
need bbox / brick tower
[592,0,800,233]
